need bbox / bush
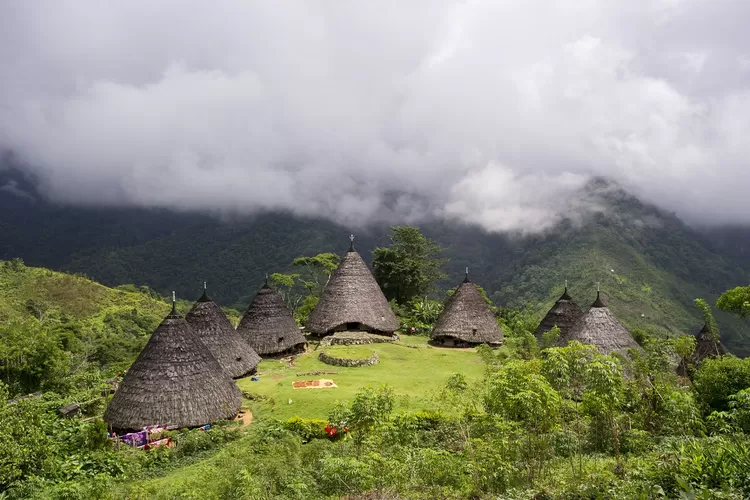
[319,456,373,496]
[693,356,750,412]
[283,417,329,442]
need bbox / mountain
[2,168,750,355]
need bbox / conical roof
[185,287,261,378]
[306,247,398,335]
[104,306,242,432]
[562,292,643,356]
[431,276,503,344]
[534,287,583,339]
[694,323,727,362]
[236,282,307,355]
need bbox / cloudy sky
[1,1,749,232]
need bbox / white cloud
[1,0,750,230]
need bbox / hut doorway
[346,322,358,331]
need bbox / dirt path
[234,410,253,427]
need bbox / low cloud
[1,1,750,231]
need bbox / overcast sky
[1,1,749,232]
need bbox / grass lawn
[238,335,487,421]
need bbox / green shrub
[283,417,329,442]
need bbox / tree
[372,226,446,305]
[716,286,750,319]
[269,252,340,323]
[694,298,718,334]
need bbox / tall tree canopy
[372,226,446,305]
[717,286,750,319]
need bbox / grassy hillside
[0,259,171,395]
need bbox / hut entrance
[346,322,358,331]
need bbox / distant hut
[562,290,643,356]
[534,284,583,340]
[306,236,398,336]
[677,323,727,376]
[693,323,727,362]
[431,270,503,347]
[185,284,261,378]
[236,279,307,356]
[104,296,242,432]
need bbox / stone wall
[320,331,399,346]
[318,351,380,367]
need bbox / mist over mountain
[2,166,750,355]
[3,2,750,232]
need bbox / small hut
[693,323,727,362]
[236,280,307,356]
[534,285,583,340]
[562,290,642,356]
[185,285,261,378]
[104,298,242,432]
[306,236,398,336]
[431,271,503,347]
[677,323,727,376]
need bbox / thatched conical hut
[306,238,398,336]
[562,291,642,356]
[104,300,242,432]
[431,272,503,347]
[236,281,307,356]
[677,323,727,376]
[534,286,583,340]
[694,323,727,362]
[185,285,261,378]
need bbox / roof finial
[560,280,572,300]
[198,282,210,302]
[592,283,605,307]
[463,267,470,283]
[349,234,355,252]
[265,273,269,286]
[170,290,178,315]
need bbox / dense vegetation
[1,254,750,497]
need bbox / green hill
[0,259,171,395]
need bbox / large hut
[306,237,398,336]
[431,271,503,347]
[562,290,642,356]
[104,299,242,432]
[534,285,583,340]
[185,285,261,378]
[236,280,307,356]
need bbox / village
[103,236,726,439]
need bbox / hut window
[278,337,284,343]
[472,328,477,335]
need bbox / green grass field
[238,335,487,421]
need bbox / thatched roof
[236,282,307,355]
[562,292,643,356]
[431,275,503,344]
[306,246,398,335]
[694,323,727,362]
[104,305,242,432]
[534,287,583,339]
[185,288,261,378]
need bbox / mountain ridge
[2,168,749,354]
